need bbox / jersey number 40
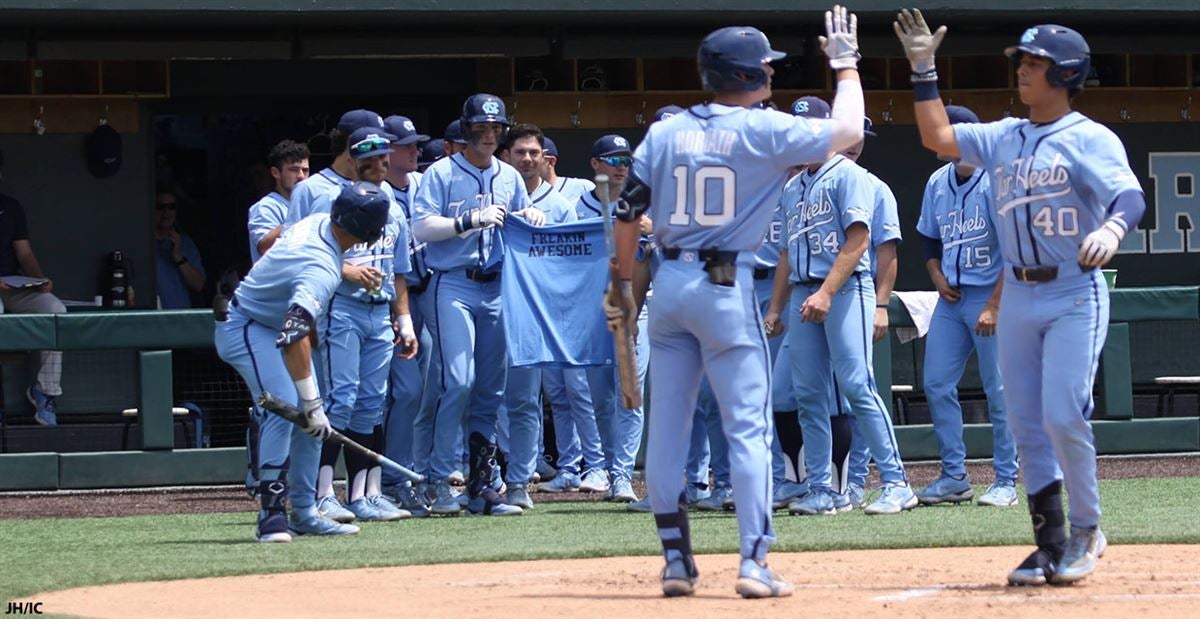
[668,165,736,226]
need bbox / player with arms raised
[607,6,866,598]
[895,10,1145,585]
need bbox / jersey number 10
[668,165,737,226]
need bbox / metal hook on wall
[99,105,110,127]
[1003,97,1014,119]
[1181,95,1192,122]
[569,100,582,128]
[634,101,648,128]
[32,105,45,135]
[881,98,894,124]
[509,99,519,125]
[1119,105,1132,122]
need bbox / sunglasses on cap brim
[350,138,392,155]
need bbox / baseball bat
[256,391,425,483]
[596,173,643,410]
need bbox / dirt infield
[23,545,1200,619]
[2,455,1195,520]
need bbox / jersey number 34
[668,165,737,226]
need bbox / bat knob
[594,174,610,185]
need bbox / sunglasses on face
[350,137,391,155]
[599,156,632,167]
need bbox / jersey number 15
[668,165,737,226]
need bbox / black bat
[256,391,425,483]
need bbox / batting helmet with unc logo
[331,182,390,245]
[1005,25,1091,90]
[462,93,510,127]
[697,26,785,92]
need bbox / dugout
[0,1,1195,478]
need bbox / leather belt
[1011,266,1058,283]
[661,248,739,264]
[464,269,499,283]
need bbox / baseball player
[443,120,468,157]
[309,127,418,523]
[418,139,444,172]
[243,139,310,497]
[216,182,390,542]
[912,104,1019,508]
[411,93,544,517]
[542,137,595,203]
[248,140,310,264]
[607,12,867,598]
[499,122,576,510]
[285,109,387,227]
[764,93,917,517]
[897,11,1144,585]
[379,115,434,517]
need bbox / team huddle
[217,4,1145,600]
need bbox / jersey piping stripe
[428,271,448,477]
[748,280,775,560]
[241,321,265,397]
[322,296,336,398]
[799,158,845,281]
[450,155,491,271]
[1083,276,1103,420]
[948,170,984,287]
[855,273,905,477]
[1023,117,1089,266]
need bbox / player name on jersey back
[674,129,738,156]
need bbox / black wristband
[912,74,940,102]
[876,303,889,308]
[455,211,474,234]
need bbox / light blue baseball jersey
[284,168,353,226]
[755,202,784,268]
[530,179,577,224]
[334,197,412,303]
[388,173,429,288]
[553,176,596,204]
[867,172,902,271]
[412,153,532,272]
[780,155,876,282]
[953,113,1143,267]
[247,191,288,264]
[233,214,343,330]
[633,104,832,253]
[916,164,1001,287]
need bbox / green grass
[3,477,1199,604]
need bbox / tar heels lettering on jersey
[501,218,611,367]
[780,155,875,281]
[917,164,1001,287]
[953,113,1143,267]
[633,104,831,253]
[335,200,411,302]
[412,152,531,272]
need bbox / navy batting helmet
[1005,25,1091,90]
[697,26,785,92]
[331,182,389,245]
[461,93,510,127]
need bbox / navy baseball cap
[652,105,684,124]
[863,117,878,136]
[543,137,559,158]
[444,120,468,144]
[347,127,398,159]
[419,139,445,167]
[337,109,385,135]
[945,105,981,125]
[592,134,633,158]
[383,115,430,146]
[790,96,830,119]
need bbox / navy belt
[464,269,499,283]
[796,278,826,286]
[662,248,739,264]
[753,267,773,280]
[1011,266,1058,283]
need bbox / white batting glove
[473,205,508,229]
[819,5,860,71]
[893,8,947,75]
[516,208,547,227]
[1079,220,1124,267]
[300,397,332,440]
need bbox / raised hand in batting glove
[1079,220,1124,267]
[603,279,638,336]
[300,397,332,440]
[820,5,860,71]
[514,207,546,227]
[894,8,947,75]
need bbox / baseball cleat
[865,483,919,515]
[288,508,360,536]
[1050,527,1107,584]
[685,483,711,508]
[579,468,611,493]
[429,480,462,515]
[255,511,292,543]
[539,470,581,493]
[506,484,535,510]
[1008,548,1059,586]
[534,458,558,483]
[694,483,734,511]
[788,488,837,516]
[832,491,853,512]
[367,495,412,520]
[28,387,57,426]
[627,496,652,513]
[772,480,809,510]
[846,482,866,509]
[467,490,524,516]
[609,476,637,503]
[661,555,700,597]
[384,483,431,518]
[316,494,356,523]
[916,474,974,505]
[977,480,1019,507]
[735,558,794,599]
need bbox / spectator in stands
[0,152,68,425]
[154,191,206,308]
